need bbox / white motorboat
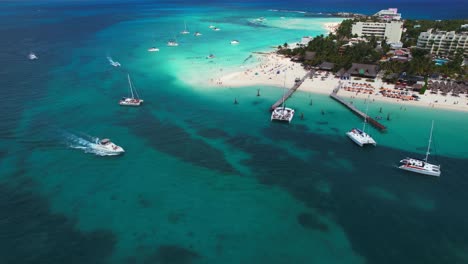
[94,138,124,155]
[148,47,159,52]
[209,25,215,29]
[346,101,376,147]
[194,32,202,36]
[119,74,143,106]
[230,40,240,45]
[28,52,38,60]
[206,54,215,59]
[399,121,441,177]
[167,40,178,47]
[213,27,221,31]
[107,56,121,67]
[271,106,295,123]
[180,21,190,34]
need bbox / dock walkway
[330,85,387,132]
[269,71,312,111]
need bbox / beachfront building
[351,21,403,43]
[416,29,468,57]
[347,63,380,78]
[373,8,402,21]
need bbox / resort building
[351,21,403,43]
[347,63,380,78]
[416,29,468,57]
[373,8,402,21]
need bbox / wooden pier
[330,86,387,132]
[270,71,312,111]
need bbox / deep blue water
[1,1,467,264]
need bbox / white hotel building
[416,29,468,57]
[351,21,403,43]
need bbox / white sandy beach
[206,52,468,112]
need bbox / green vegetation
[402,19,468,47]
[277,18,467,81]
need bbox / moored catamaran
[399,120,441,177]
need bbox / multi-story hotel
[416,29,468,57]
[374,8,402,21]
[351,21,403,43]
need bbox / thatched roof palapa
[347,63,380,78]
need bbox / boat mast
[362,99,369,132]
[425,120,434,162]
[281,71,286,109]
[127,74,134,99]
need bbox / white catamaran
[119,74,143,106]
[271,73,295,123]
[399,120,441,177]
[346,100,376,147]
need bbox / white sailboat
[271,72,295,123]
[346,101,376,147]
[119,74,143,106]
[230,40,240,45]
[180,21,190,34]
[399,121,441,177]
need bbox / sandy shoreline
[203,51,468,112]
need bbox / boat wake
[65,133,121,156]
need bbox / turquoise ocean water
[1,1,468,263]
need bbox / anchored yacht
[194,32,202,36]
[167,40,179,47]
[399,121,441,177]
[271,106,295,123]
[119,74,143,106]
[346,101,376,147]
[148,47,159,52]
[230,40,240,45]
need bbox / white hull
[346,129,376,147]
[230,40,240,45]
[399,158,441,177]
[28,53,38,60]
[119,98,143,106]
[180,30,190,34]
[94,139,124,155]
[271,107,295,123]
[167,42,178,47]
[148,48,159,52]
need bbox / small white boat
[399,121,441,177]
[230,40,240,45]
[206,54,215,59]
[148,47,159,52]
[346,101,376,147]
[94,138,125,155]
[209,25,215,29]
[107,56,121,67]
[271,106,295,123]
[256,17,265,22]
[167,40,178,47]
[180,21,190,34]
[194,32,202,36]
[213,27,221,31]
[119,74,143,106]
[28,52,38,60]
